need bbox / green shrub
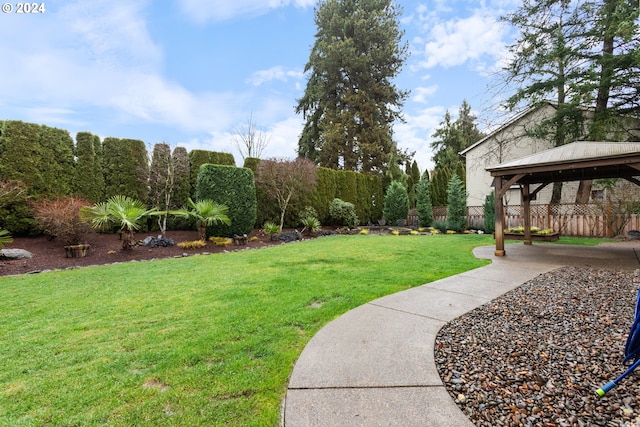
[300,216,321,235]
[189,150,236,197]
[0,229,13,249]
[433,220,447,234]
[329,198,359,228]
[416,173,434,227]
[196,165,256,237]
[75,132,104,202]
[446,175,467,232]
[483,192,495,233]
[177,240,207,249]
[383,180,409,227]
[0,180,37,236]
[262,221,280,240]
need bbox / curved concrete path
[283,242,640,426]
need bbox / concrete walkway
[283,242,640,426]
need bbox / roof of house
[460,102,558,156]
[486,141,640,184]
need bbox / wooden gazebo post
[522,184,532,245]
[493,177,505,256]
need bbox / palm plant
[80,195,158,250]
[0,229,13,249]
[172,198,231,241]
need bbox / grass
[0,234,495,426]
[548,236,618,246]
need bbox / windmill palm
[81,195,158,250]
[172,198,231,241]
[0,229,13,249]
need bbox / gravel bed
[435,267,640,426]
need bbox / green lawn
[0,233,596,425]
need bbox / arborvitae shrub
[383,180,409,227]
[75,132,104,202]
[483,192,495,233]
[416,173,434,227]
[196,164,256,236]
[243,157,260,172]
[446,175,467,232]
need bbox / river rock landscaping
[436,266,640,426]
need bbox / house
[460,102,640,207]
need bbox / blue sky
[0,0,521,172]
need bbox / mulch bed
[0,229,295,277]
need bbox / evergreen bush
[196,165,256,236]
[446,175,467,232]
[329,198,359,228]
[75,132,104,202]
[416,172,434,227]
[483,192,495,233]
[383,180,409,227]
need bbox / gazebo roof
[486,141,640,185]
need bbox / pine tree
[296,0,409,174]
[383,180,409,226]
[446,175,467,232]
[416,172,434,227]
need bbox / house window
[591,190,604,201]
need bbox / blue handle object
[596,381,617,396]
[596,288,640,397]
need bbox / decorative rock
[0,248,33,260]
[435,267,640,426]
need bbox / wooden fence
[412,204,640,238]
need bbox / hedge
[189,150,236,197]
[196,164,256,237]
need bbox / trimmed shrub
[0,180,37,236]
[171,146,191,210]
[446,175,467,232]
[329,198,359,228]
[243,157,261,172]
[416,173,434,227]
[75,132,104,202]
[189,150,236,197]
[196,164,256,237]
[102,137,149,202]
[383,180,409,227]
[0,121,45,195]
[483,192,495,233]
[310,167,337,223]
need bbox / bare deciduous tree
[256,158,317,231]
[233,112,271,160]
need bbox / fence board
[420,203,640,237]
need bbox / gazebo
[486,141,640,256]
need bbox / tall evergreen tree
[75,132,104,202]
[102,137,149,202]
[296,0,409,174]
[171,146,190,209]
[446,175,467,232]
[39,126,75,196]
[416,171,434,227]
[431,101,483,178]
[501,0,640,203]
[383,180,409,226]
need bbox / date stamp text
[2,3,46,14]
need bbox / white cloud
[418,10,508,69]
[247,66,305,86]
[395,106,447,173]
[412,86,439,104]
[177,0,315,23]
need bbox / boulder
[0,248,33,260]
